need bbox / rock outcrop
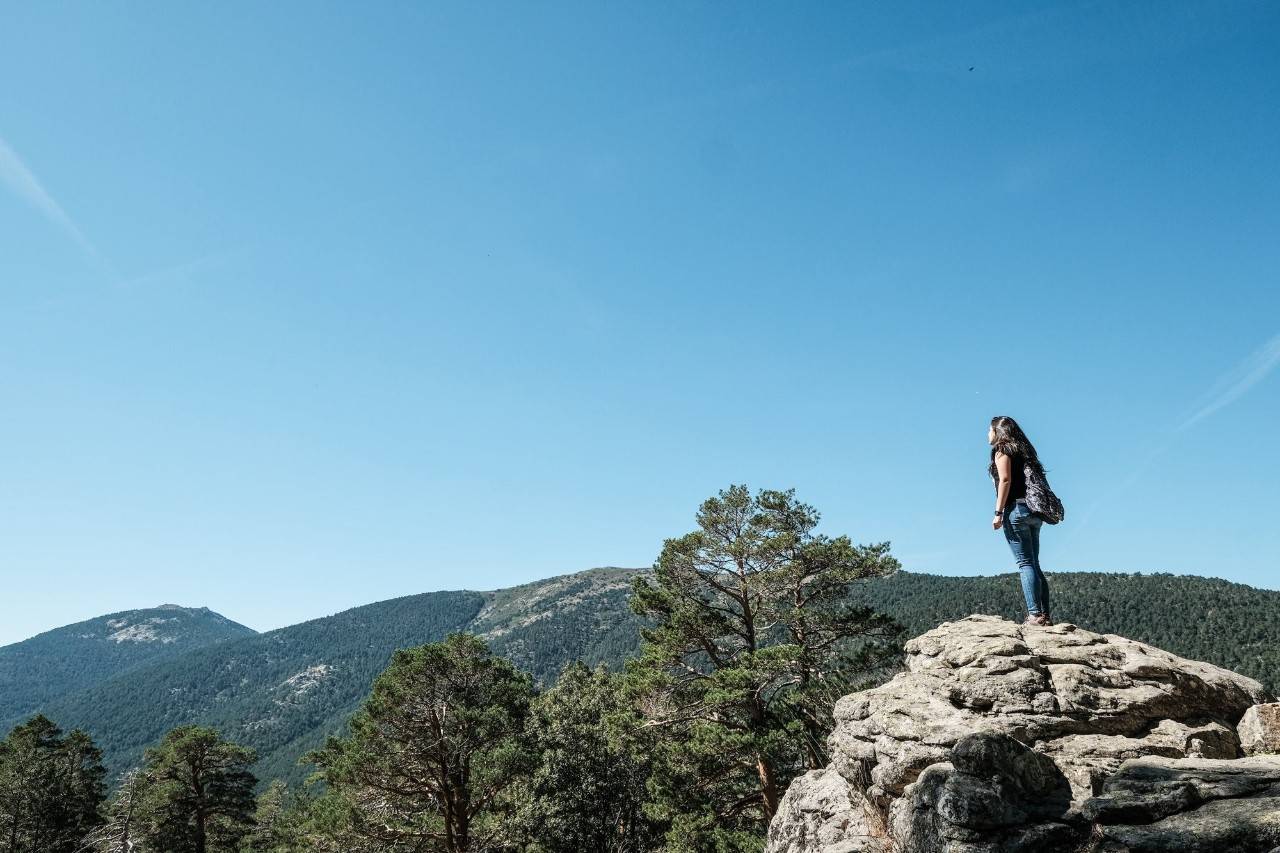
[768,768,888,853]
[767,615,1278,853]
[1241,703,1280,756]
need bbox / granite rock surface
[766,615,1277,853]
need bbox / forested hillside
[0,605,256,725]
[468,567,644,684]
[466,568,1280,696]
[859,571,1280,692]
[26,590,486,784]
[13,567,1279,789]
[19,569,647,785]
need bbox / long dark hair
[988,415,1046,482]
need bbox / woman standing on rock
[989,416,1053,626]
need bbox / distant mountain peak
[0,605,258,728]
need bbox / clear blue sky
[2,1,1277,645]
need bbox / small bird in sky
[969,66,975,71]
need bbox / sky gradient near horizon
[2,1,1278,645]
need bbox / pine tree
[271,789,373,853]
[628,485,902,851]
[0,715,105,853]
[513,662,660,852]
[309,633,535,852]
[136,727,256,853]
[238,781,295,853]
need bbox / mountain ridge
[8,567,1280,789]
[0,605,257,725]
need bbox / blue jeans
[1003,500,1049,615]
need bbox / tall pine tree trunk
[451,783,469,851]
[192,766,206,853]
[756,754,779,818]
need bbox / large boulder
[766,768,888,853]
[767,615,1276,853]
[888,732,1080,853]
[830,616,1266,806]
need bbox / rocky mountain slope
[19,568,640,784]
[766,615,1280,853]
[468,567,641,683]
[0,605,256,725]
[24,589,485,784]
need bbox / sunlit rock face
[766,615,1278,853]
[1240,703,1280,756]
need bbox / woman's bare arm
[993,452,1011,529]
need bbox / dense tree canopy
[0,715,105,853]
[512,662,659,852]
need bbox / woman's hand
[992,513,1004,530]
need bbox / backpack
[1024,462,1065,524]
